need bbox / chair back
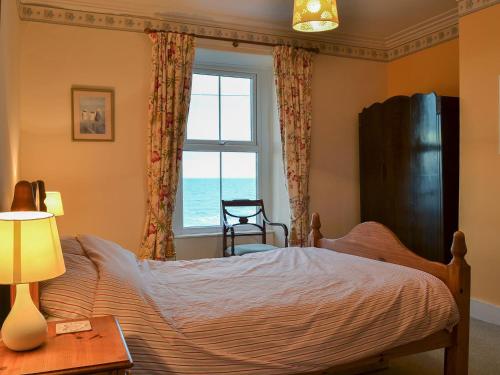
[222,199,265,226]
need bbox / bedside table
[0,316,133,375]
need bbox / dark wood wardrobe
[359,93,459,263]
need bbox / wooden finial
[446,230,471,373]
[10,181,37,211]
[451,231,467,260]
[311,212,321,230]
[308,212,323,247]
[36,180,47,212]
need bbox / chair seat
[225,243,278,256]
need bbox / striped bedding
[43,235,459,374]
[40,237,97,319]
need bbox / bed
[3,181,471,375]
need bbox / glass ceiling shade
[0,211,65,284]
[293,0,339,32]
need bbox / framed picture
[71,87,114,141]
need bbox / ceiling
[23,0,458,41]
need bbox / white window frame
[174,66,266,235]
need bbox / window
[176,69,260,233]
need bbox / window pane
[222,152,257,224]
[221,77,252,141]
[183,151,221,227]
[187,74,219,140]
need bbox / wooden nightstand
[0,316,133,375]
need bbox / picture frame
[71,86,115,141]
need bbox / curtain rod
[143,28,320,54]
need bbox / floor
[377,319,500,374]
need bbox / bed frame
[1,183,470,374]
[308,213,470,375]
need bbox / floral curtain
[139,32,195,260]
[273,46,314,247]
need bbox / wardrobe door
[359,104,385,224]
[410,93,444,262]
[382,97,413,248]
[360,97,413,246]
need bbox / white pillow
[76,234,142,288]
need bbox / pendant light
[293,0,339,32]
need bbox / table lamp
[44,191,64,217]
[0,211,65,351]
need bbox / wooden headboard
[0,180,46,325]
[10,180,47,212]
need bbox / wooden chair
[222,199,288,257]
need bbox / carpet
[377,319,500,374]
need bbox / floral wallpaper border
[387,24,458,61]
[458,0,500,16]
[18,3,461,62]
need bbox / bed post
[308,213,323,247]
[10,181,37,211]
[444,231,471,375]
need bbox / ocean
[183,178,257,227]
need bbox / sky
[184,74,256,179]
[187,74,252,141]
[183,152,256,179]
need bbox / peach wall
[0,0,20,210]
[459,4,500,306]
[18,20,387,257]
[19,22,150,251]
[310,55,387,238]
[387,39,459,98]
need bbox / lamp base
[1,283,47,351]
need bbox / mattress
[41,235,459,374]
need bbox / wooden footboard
[308,213,470,375]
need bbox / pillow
[76,234,142,288]
[77,234,137,264]
[40,252,98,319]
[60,236,86,256]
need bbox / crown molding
[384,8,458,61]
[17,1,462,62]
[17,2,389,61]
[457,0,500,16]
[386,25,459,61]
[385,9,458,49]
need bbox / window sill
[174,230,275,239]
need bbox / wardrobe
[359,93,459,263]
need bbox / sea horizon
[183,177,257,227]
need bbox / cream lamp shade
[0,211,65,284]
[44,191,65,217]
[293,0,339,32]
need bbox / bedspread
[76,235,459,375]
